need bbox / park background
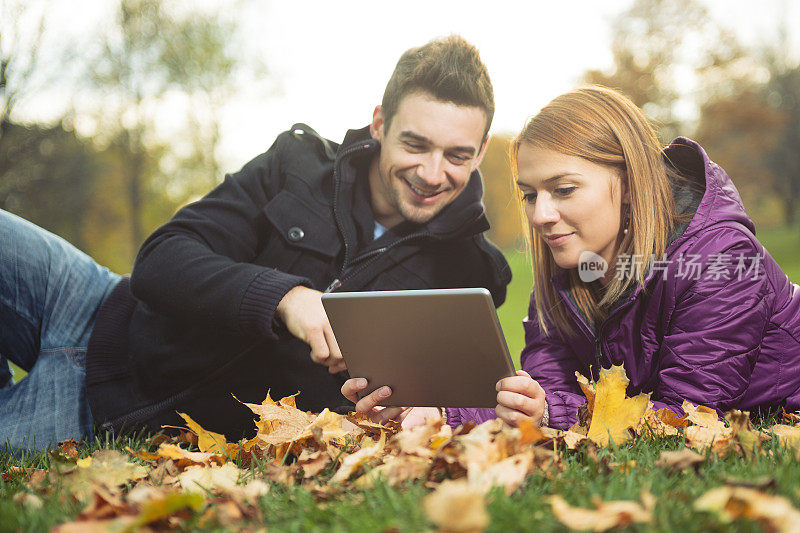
[2,0,799,364]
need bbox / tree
[584,0,745,142]
[479,134,524,251]
[88,0,242,259]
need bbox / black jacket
[85,124,511,439]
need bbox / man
[0,35,510,449]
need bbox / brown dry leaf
[695,486,800,532]
[768,424,800,453]
[586,365,650,447]
[682,401,726,431]
[2,466,25,482]
[517,419,546,445]
[353,454,432,489]
[12,492,43,510]
[685,425,733,456]
[423,479,489,533]
[52,516,140,533]
[782,410,800,424]
[156,443,227,467]
[549,492,655,532]
[575,371,596,413]
[78,485,131,520]
[130,491,205,529]
[55,449,149,501]
[176,413,235,456]
[57,439,82,460]
[636,405,688,437]
[177,462,241,495]
[330,443,386,484]
[466,450,533,495]
[391,418,449,458]
[297,449,332,478]
[726,410,770,458]
[655,449,706,474]
[240,393,315,439]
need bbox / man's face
[368,92,488,228]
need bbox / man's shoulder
[273,123,340,163]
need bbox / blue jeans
[0,209,120,451]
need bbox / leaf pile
[7,366,800,532]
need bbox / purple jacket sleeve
[519,299,586,429]
[651,228,772,416]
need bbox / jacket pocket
[263,190,341,258]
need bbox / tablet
[321,288,516,408]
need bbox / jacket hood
[339,126,490,240]
[663,137,755,252]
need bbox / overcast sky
[10,0,800,172]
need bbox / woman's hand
[495,370,546,427]
[341,378,442,430]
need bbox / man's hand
[275,286,345,373]
[341,378,441,430]
[495,370,546,427]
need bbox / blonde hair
[511,86,682,337]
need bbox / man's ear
[370,105,385,141]
[471,135,490,170]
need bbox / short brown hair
[381,35,494,136]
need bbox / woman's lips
[544,233,573,247]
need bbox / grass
[2,427,800,531]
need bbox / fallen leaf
[655,449,705,473]
[12,492,43,510]
[57,439,82,460]
[549,492,654,532]
[177,462,241,495]
[297,449,331,478]
[130,491,205,529]
[586,365,650,447]
[330,444,385,484]
[575,371,596,413]
[684,425,733,456]
[695,486,800,532]
[726,410,770,458]
[176,413,234,456]
[466,451,532,495]
[55,449,149,501]
[423,479,489,533]
[682,401,726,431]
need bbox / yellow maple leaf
[586,365,650,447]
[177,413,232,455]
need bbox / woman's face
[516,144,628,281]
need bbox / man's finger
[354,386,393,413]
[308,328,330,364]
[324,327,344,366]
[341,378,368,404]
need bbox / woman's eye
[522,192,536,204]
[554,186,576,196]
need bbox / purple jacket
[448,138,800,429]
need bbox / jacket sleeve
[130,133,312,340]
[651,228,773,416]
[520,296,587,429]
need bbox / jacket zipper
[557,286,638,381]
[324,232,432,293]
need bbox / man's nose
[417,153,446,187]
[530,195,559,227]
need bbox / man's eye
[404,142,425,150]
[448,153,470,164]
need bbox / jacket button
[287,226,304,242]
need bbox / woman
[344,85,800,430]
